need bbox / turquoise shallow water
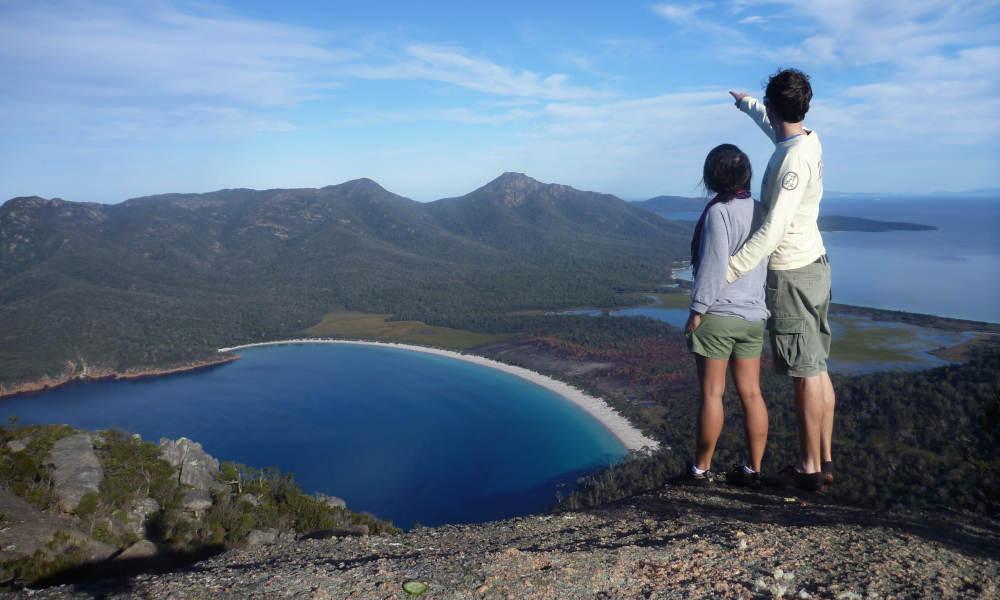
[0,343,627,528]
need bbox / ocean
[663,195,1000,323]
[1,343,627,528]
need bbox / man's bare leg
[793,375,828,473]
[819,371,835,463]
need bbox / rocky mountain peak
[335,178,390,195]
[480,172,545,208]
[2,196,61,212]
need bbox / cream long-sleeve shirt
[726,96,826,282]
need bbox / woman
[682,144,770,487]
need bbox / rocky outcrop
[315,493,346,509]
[158,437,227,493]
[49,433,103,513]
[245,529,279,547]
[182,490,213,513]
[1,427,386,591]
[125,498,160,538]
[0,489,115,569]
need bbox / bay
[1,343,627,528]
[660,195,1000,323]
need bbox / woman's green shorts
[686,313,766,360]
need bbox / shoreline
[0,356,239,400]
[218,339,661,453]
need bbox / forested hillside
[0,173,691,389]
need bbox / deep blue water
[1,343,626,528]
[660,196,1000,323]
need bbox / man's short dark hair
[764,68,812,123]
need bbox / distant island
[816,215,937,232]
[632,196,938,232]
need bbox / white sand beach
[218,339,660,453]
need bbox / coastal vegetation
[305,308,509,348]
[828,319,926,364]
[544,327,1000,516]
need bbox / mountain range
[0,173,691,389]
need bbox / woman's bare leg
[730,356,768,472]
[694,355,729,471]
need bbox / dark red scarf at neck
[690,190,751,275]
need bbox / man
[727,69,835,492]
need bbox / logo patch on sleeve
[781,171,799,191]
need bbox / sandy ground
[218,339,660,453]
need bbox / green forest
[0,175,689,388]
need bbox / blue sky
[1,0,998,203]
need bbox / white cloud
[739,15,766,24]
[652,3,714,22]
[0,1,606,143]
[830,46,1000,144]
[0,1,352,108]
[346,44,609,101]
[721,0,1000,152]
[651,2,753,49]
[752,0,1000,66]
[333,105,536,127]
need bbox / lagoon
[556,297,974,374]
[1,343,628,528]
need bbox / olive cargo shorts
[766,257,832,377]
[686,313,766,360]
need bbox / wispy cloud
[346,44,609,101]
[739,0,1000,147]
[334,105,536,127]
[752,0,1000,66]
[0,1,608,143]
[0,2,352,108]
[652,2,750,42]
[652,3,715,23]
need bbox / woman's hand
[685,311,703,333]
[729,91,748,105]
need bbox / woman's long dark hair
[690,144,752,274]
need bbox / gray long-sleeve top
[690,196,770,321]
